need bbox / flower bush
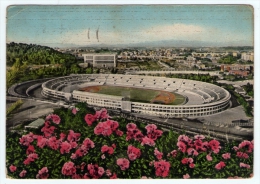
[6,103,254,179]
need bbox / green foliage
[243,83,254,97]
[7,42,76,66]
[166,73,218,83]
[218,55,237,64]
[6,99,23,117]
[6,42,90,88]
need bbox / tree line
[6,42,92,88]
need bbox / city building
[241,52,254,61]
[82,53,117,68]
[220,64,252,72]
[229,70,249,77]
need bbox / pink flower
[233,146,239,151]
[145,124,157,133]
[59,133,67,141]
[206,154,212,161]
[183,173,190,179]
[87,164,104,178]
[37,136,47,148]
[112,144,116,149]
[177,141,187,153]
[94,121,116,136]
[222,153,231,160]
[238,140,253,153]
[60,141,72,154]
[26,145,35,155]
[67,130,81,142]
[109,120,119,131]
[208,139,221,154]
[98,167,105,176]
[116,129,124,136]
[181,158,193,165]
[189,163,195,168]
[9,165,17,172]
[82,138,95,149]
[36,167,49,179]
[215,161,225,170]
[133,130,144,141]
[47,137,60,150]
[147,129,163,141]
[72,174,82,179]
[110,173,117,179]
[154,148,163,160]
[141,136,155,146]
[194,134,205,140]
[19,170,27,178]
[240,162,250,169]
[170,150,178,157]
[72,108,78,115]
[127,145,141,161]
[106,169,112,176]
[194,139,208,152]
[101,154,106,159]
[19,132,34,146]
[62,161,76,176]
[80,162,86,171]
[70,138,94,159]
[187,148,198,156]
[95,108,111,119]
[154,160,171,178]
[236,152,249,159]
[101,121,113,136]
[45,114,52,120]
[178,135,191,143]
[51,114,61,124]
[23,153,39,165]
[70,141,78,149]
[101,145,114,155]
[41,121,56,138]
[117,158,130,170]
[126,123,137,131]
[85,114,96,126]
[149,160,155,166]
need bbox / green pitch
[82,85,186,105]
[97,86,160,103]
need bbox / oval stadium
[40,74,231,118]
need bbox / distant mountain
[37,39,253,48]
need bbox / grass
[6,99,23,118]
[97,86,160,103]
[83,85,186,105]
[169,93,186,105]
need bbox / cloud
[59,23,206,45]
[52,23,252,46]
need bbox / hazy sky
[6,5,254,47]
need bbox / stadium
[41,74,231,118]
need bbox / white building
[241,52,254,61]
[82,53,117,68]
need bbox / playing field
[79,85,186,105]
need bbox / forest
[6,42,89,88]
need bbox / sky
[6,5,254,47]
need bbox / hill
[6,42,77,66]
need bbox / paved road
[217,80,254,85]
[6,97,62,128]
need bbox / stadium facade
[42,74,231,118]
